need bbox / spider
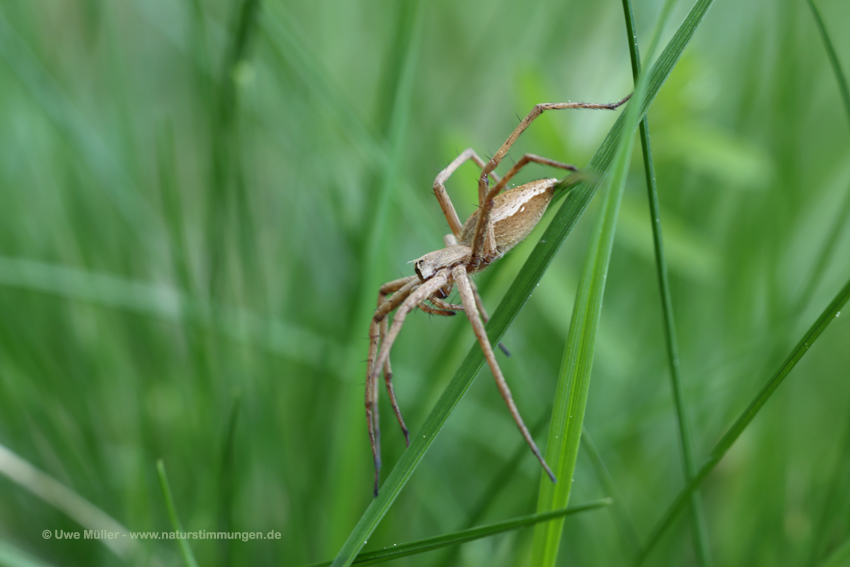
[366,93,632,496]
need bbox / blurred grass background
[0,0,848,565]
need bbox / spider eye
[414,261,424,279]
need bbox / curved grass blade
[305,500,610,567]
[330,0,715,564]
[0,443,132,558]
[621,0,710,564]
[635,275,850,565]
[0,540,57,567]
[156,460,199,567]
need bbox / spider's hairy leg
[428,295,463,312]
[366,317,382,497]
[477,94,633,192]
[417,300,457,316]
[434,148,503,236]
[368,276,418,497]
[486,154,577,197]
[470,282,511,357]
[452,264,556,483]
[471,94,632,264]
[369,271,450,495]
[379,314,409,447]
[442,233,509,355]
[371,272,451,386]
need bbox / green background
[0,0,848,565]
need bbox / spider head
[411,244,471,282]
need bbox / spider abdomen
[459,178,558,256]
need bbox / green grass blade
[795,0,850,315]
[205,0,262,298]
[806,0,850,128]
[330,1,715,564]
[0,257,345,367]
[0,540,57,567]
[621,0,710,564]
[216,392,242,566]
[0,443,132,559]
[636,275,850,564]
[801,3,850,562]
[306,500,610,567]
[156,460,199,567]
[529,79,636,567]
[643,0,679,66]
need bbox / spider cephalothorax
[366,94,631,496]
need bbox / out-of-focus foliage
[0,0,848,565]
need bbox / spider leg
[428,296,463,312]
[451,264,556,483]
[369,271,450,495]
[371,272,450,385]
[417,301,457,316]
[368,276,419,496]
[468,281,511,357]
[379,313,410,448]
[434,148,502,237]
[444,233,509,355]
[471,94,632,265]
[375,277,419,320]
[485,154,577,198]
[366,317,382,496]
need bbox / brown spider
[366,93,632,496]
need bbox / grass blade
[529,77,636,567]
[806,0,850,127]
[216,393,242,566]
[795,0,850,314]
[330,0,715,564]
[0,443,132,558]
[621,0,711,564]
[635,275,850,564]
[802,2,850,562]
[0,540,57,567]
[156,460,199,567]
[307,500,610,567]
[205,0,262,298]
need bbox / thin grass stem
[635,275,850,564]
[156,460,200,567]
[307,500,610,567]
[621,0,711,565]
